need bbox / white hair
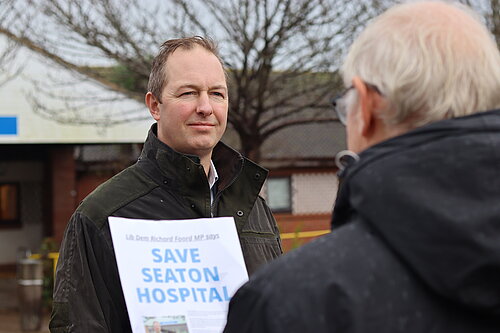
[341,1,500,128]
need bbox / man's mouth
[188,122,215,127]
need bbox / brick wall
[276,213,331,252]
[50,147,76,243]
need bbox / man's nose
[196,93,213,116]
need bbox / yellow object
[280,229,330,240]
[30,252,59,277]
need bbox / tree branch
[0,27,144,102]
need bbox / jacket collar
[139,123,267,194]
[332,109,500,314]
[339,108,500,186]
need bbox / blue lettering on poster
[137,247,230,304]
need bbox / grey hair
[341,1,500,128]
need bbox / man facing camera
[50,36,281,333]
[224,1,500,332]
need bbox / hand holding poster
[109,216,249,333]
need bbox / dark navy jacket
[224,109,500,333]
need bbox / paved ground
[0,309,50,333]
[0,277,50,333]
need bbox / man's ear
[352,76,377,138]
[145,92,161,121]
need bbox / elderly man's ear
[351,76,392,149]
[352,76,379,138]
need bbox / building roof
[262,121,345,159]
[223,121,346,168]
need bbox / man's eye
[211,92,225,98]
[180,91,196,96]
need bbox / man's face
[345,90,365,153]
[153,46,228,157]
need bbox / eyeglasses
[331,83,382,125]
[331,86,353,125]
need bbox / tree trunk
[245,146,262,163]
[240,135,263,163]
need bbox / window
[0,183,20,228]
[266,177,291,213]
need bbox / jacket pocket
[241,197,278,235]
[238,198,282,275]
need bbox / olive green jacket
[50,124,282,333]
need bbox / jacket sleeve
[49,212,130,333]
[240,197,283,275]
[223,282,271,333]
[262,197,283,254]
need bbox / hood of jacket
[333,109,500,316]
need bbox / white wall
[292,173,338,214]
[0,161,44,264]
[0,35,153,144]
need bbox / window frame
[266,176,292,214]
[0,182,21,229]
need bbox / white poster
[109,216,249,333]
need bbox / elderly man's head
[339,1,500,152]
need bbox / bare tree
[460,0,500,47]
[172,0,385,160]
[0,0,388,161]
[0,0,167,102]
[0,0,175,129]
[0,0,25,86]
[0,38,21,87]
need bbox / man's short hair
[147,36,225,101]
[341,1,500,128]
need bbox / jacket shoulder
[77,164,158,229]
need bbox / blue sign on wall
[0,117,18,135]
